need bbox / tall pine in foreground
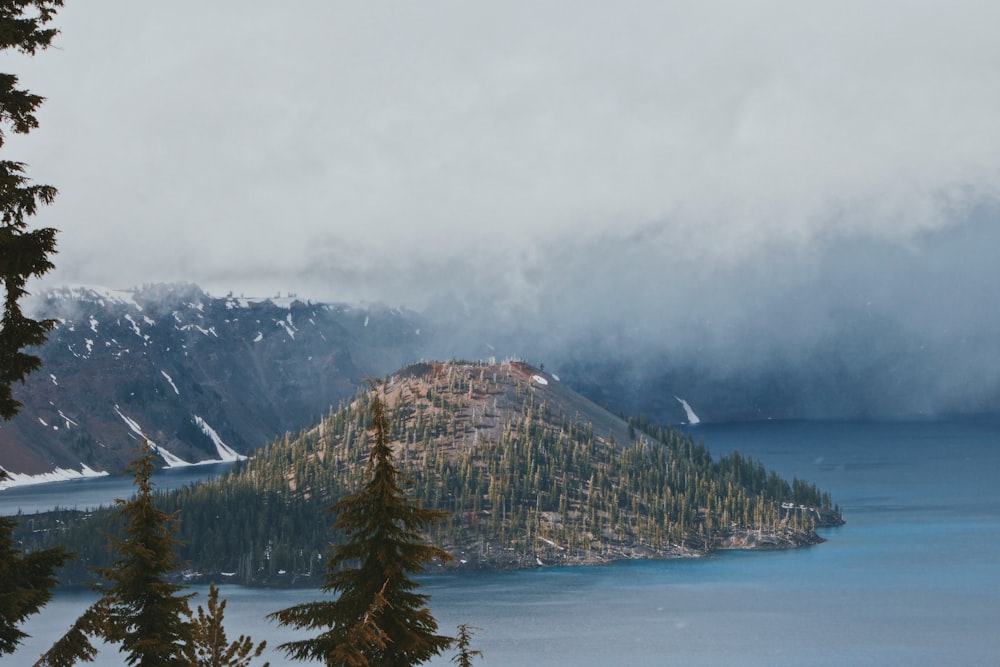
[0,0,62,419]
[38,446,269,667]
[37,445,193,667]
[99,447,193,666]
[269,381,454,666]
[0,472,71,656]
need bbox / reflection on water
[12,421,1000,666]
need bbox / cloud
[8,2,1000,417]
[5,1,997,297]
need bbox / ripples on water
[11,421,1000,666]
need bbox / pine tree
[0,0,62,420]
[182,583,270,667]
[99,446,194,666]
[0,472,71,656]
[38,445,194,667]
[268,381,454,666]
[450,625,482,667]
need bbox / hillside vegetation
[19,361,842,584]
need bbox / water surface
[13,420,1000,666]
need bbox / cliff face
[0,285,425,479]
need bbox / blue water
[11,420,1000,666]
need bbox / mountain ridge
[0,284,425,481]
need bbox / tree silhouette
[0,0,62,419]
[269,381,453,666]
[0,472,71,656]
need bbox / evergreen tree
[450,625,482,667]
[268,382,454,666]
[0,471,71,656]
[37,445,194,667]
[99,446,194,666]
[182,583,270,667]
[0,0,62,420]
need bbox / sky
[5,1,1000,417]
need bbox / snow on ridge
[226,295,304,309]
[192,415,246,462]
[0,463,108,490]
[675,396,701,425]
[49,285,142,310]
[531,374,549,386]
[160,370,180,395]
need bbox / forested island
[16,361,843,585]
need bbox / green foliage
[0,0,62,419]
[0,473,71,656]
[268,383,453,666]
[182,583,270,667]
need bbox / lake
[9,420,1000,665]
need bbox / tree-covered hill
[17,360,842,585]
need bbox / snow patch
[160,370,180,395]
[277,319,296,339]
[89,316,99,333]
[58,410,78,428]
[675,396,701,425]
[50,374,58,385]
[531,375,549,386]
[123,313,143,337]
[0,463,109,490]
[114,406,191,467]
[192,415,245,462]
[253,331,263,343]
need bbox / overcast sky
[5,2,1000,417]
[5,1,997,300]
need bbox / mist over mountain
[415,206,1000,421]
[13,3,1000,435]
[5,204,1000,481]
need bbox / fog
[8,2,1000,420]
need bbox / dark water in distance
[12,420,1000,666]
[0,462,237,516]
